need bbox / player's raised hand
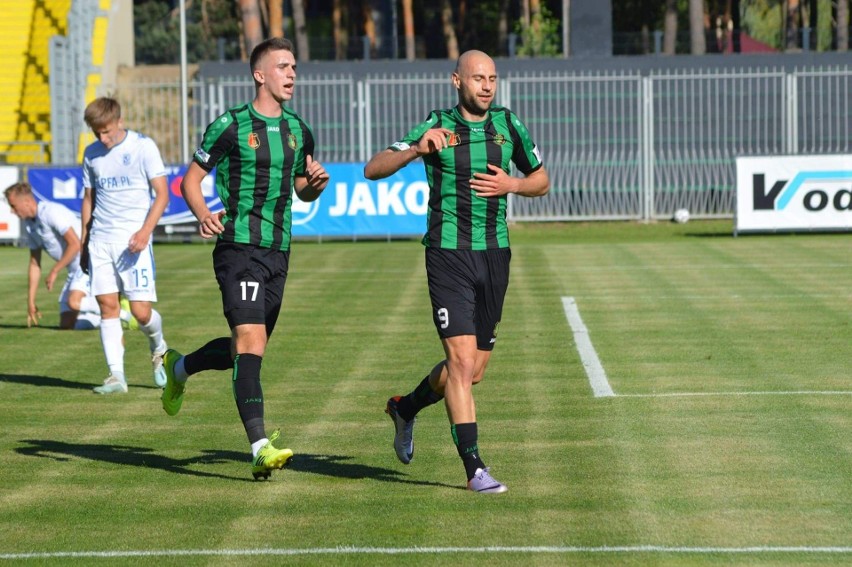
[304,155,329,191]
[413,128,454,155]
[199,211,226,239]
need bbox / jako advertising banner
[26,163,428,240]
[735,154,852,234]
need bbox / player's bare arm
[45,228,81,291]
[364,127,454,180]
[180,161,224,239]
[294,154,330,202]
[128,175,169,253]
[26,249,42,327]
[471,165,550,198]
[79,187,94,274]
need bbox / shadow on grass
[0,374,162,391]
[290,453,463,490]
[0,374,94,390]
[15,439,251,482]
[15,441,463,489]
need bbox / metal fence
[97,64,851,221]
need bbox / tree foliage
[134,0,241,64]
[514,3,562,56]
[131,0,849,63]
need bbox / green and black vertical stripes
[194,102,315,252]
[394,105,543,251]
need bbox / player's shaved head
[455,50,494,75]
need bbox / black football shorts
[213,241,290,334]
[424,247,511,351]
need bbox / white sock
[139,308,166,354]
[99,318,125,379]
[80,296,101,314]
[251,438,268,457]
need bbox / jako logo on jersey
[122,154,131,166]
[753,172,852,212]
[287,133,298,149]
[447,133,461,147]
[247,133,260,150]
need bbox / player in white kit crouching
[4,182,102,330]
[80,97,170,394]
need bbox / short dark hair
[250,37,295,71]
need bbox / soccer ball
[673,208,690,224]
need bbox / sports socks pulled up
[99,317,125,378]
[138,308,166,354]
[233,353,266,444]
[452,422,486,481]
[396,374,444,422]
[184,337,233,376]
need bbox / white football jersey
[23,200,81,274]
[82,129,167,243]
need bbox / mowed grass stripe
[529,235,851,548]
[693,238,849,390]
[493,244,606,543]
[1,223,850,565]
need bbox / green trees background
[132,0,851,63]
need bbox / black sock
[184,337,232,375]
[233,353,266,444]
[452,422,485,481]
[397,375,443,422]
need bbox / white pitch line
[562,296,615,397]
[2,545,851,559]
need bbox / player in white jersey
[4,182,102,330]
[80,97,170,394]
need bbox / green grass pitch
[0,220,849,565]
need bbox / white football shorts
[88,240,158,302]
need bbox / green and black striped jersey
[193,102,315,251]
[391,105,543,250]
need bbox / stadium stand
[0,1,37,162]
[18,1,74,161]
[3,0,75,164]
[0,0,111,165]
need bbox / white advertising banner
[0,166,21,241]
[735,154,852,234]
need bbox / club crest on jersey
[447,133,461,147]
[247,133,261,150]
[122,154,131,166]
[287,133,298,149]
[492,133,506,146]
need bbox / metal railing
[94,64,851,221]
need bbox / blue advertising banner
[26,163,429,239]
[26,165,220,227]
[292,163,427,238]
